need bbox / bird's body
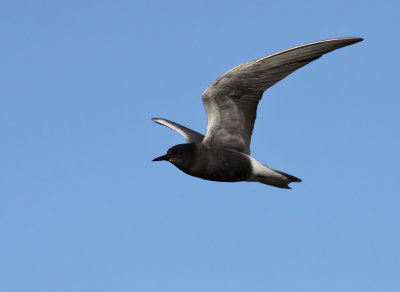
[152,37,363,189]
[162,143,300,189]
[174,143,252,182]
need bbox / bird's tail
[247,155,302,189]
[258,168,302,189]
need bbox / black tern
[153,38,363,189]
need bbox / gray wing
[152,118,204,143]
[202,37,363,154]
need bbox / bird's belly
[190,151,252,182]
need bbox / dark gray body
[155,142,301,188]
[174,143,252,182]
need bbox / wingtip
[152,118,170,126]
[350,37,364,43]
[340,37,364,45]
[315,37,363,47]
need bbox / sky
[1,0,399,291]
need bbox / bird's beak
[152,154,169,161]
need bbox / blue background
[1,1,399,291]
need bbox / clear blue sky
[1,1,399,291]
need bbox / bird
[152,37,363,189]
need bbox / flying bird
[152,37,363,189]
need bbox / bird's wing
[201,37,363,154]
[152,118,204,143]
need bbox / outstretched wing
[152,118,204,143]
[201,37,363,154]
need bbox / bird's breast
[189,147,252,182]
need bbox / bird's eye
[172,148,184,154]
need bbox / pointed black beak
[152,154,169,161]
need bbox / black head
[152,143,197,170]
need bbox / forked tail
[247,155,302,189]
[259,169,302,189]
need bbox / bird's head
[152,143,197,170]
